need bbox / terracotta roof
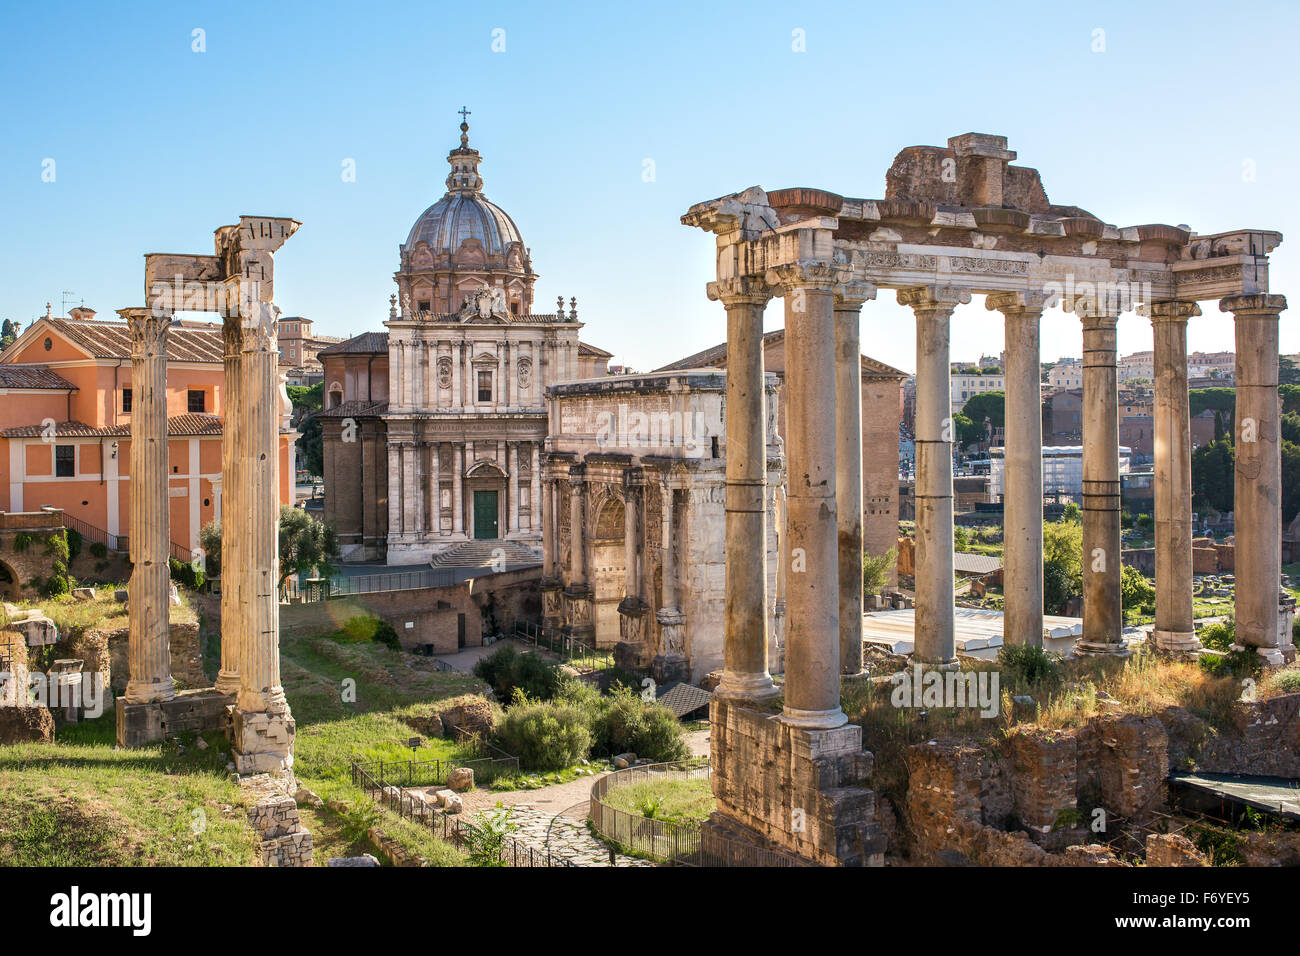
[317,332,389,356]
[317,400,389,418]
[655,329,906,379]
[1,413,226,438]
[41,318,226,363]
[578,341,613,358]
[0,365,75,390]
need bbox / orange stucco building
[0,309,296,556]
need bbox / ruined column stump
[705,697,886,866]
[114,688,233,748]
[229,706,296,776]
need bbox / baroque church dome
[403,117,524,257]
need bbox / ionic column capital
[764,262,844,295]
[707,276,772,308]
[1220,293,1287,318]
[985,290,1048,315]
[897,284,971,313]
[1145,299,1202,324]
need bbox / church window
[418,300,431,312]
[122,388,132,413]
[55,444,75,477]
[188,389,206,413]
[477,370,493,402]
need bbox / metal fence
[282,567,460,602]
[350,757,578,867]
[350,745,519,791]
[589,761,806,867]
[513,621,614,675]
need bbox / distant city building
[990,444,1132,501]
[278,316,344,386]
[950,369,1005,412]
[1046,357,1083,390]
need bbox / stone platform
[114,687,230,748]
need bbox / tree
[1191,439,1234,514]
[962,390,1005,429]
[1120,564,1155,617]
[1280,356,1300,387]
[297,412,324,477]
[200,507,339,589]
[1042,518,1083,614]
[1190,388,1236,440]
[951,411,983,450]
[862,546,896,597]
[287,382,323,415]
[277,504,339,588]
[1281,383,1300,415]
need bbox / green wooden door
[473,490,498,539]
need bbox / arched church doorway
[464,460,507,540]
[591,495,626,648]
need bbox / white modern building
[989,444,1132,501]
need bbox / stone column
[656,478,686,662]
[508,440,519,535]
[1223,294,1288,663]
[834,281,875,676]
[1150,300,1200,652]
[530,443,541,535]
[711,277,778,703]
[122,307,175,704]
[386,440,401,542]
[452,443,464,536]
[624,482,639,598]
[542,475,556,574]
[413,442,426,535]
[900,285,970,667]
[772,263,845,728]
[988,292,1046,648]
[215,316,244,695]
[569,467,587,585]
[1075,307,1126,655]
[430,442,441,537]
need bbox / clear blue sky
[2,0,1297,374]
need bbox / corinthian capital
[764,262,844,295]
[985,290,1049,315]
[1220,293,1287,318]
[897,285,972,313]
[1145,299,1202,323]
[833,278,877,311]
[119,307,172,356]
[707,276,772,308]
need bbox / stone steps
[428,539,541,570]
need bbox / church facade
[320,118,610,563]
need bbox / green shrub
[13,533,31,553]
[998,643,1064,691]
[1267,668,1300,695]
[588,684,689,762]
[65,528,82,563]
[89,541,108,560]
[168,557,205,591]
[473,644,560,702]
[494,697,592,771]
[44,573,69,598]
[1200,618,1234,652]
[335,615,401,650]
[44,532,70,564]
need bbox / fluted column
[1075,306,1126,655]
[834,281,875,676]
[430,442,441,537]
[452,342,463,411]
[122,307,175,704]
[624,483,639,598]
[386,440,401,542]
[215,316,244,694]
[900,285,970,667]
[1223,293,1288,663]
[771,263,844,728]
[569,467,587,585]
[452,443,464,536]
[711,277,778,702]
[988,291,1046,648]
[1150,300,1200,652]
[237,303,289,714]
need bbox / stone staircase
[428,539,542,570]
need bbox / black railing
[513,621,614,675]
[349,757,577,867]
[589,761,806,868]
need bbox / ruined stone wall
[707,698,885,867]
[1159,694,1300,778]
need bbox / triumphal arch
[684,132,1289,866]
[115,216,300,779]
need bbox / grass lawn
[601,776,715,826]
[0,590,493,866]
[0,715,257,866]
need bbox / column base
[651,654,693,687]
[781,706,848,730]
[1230,643,1288,668]
[1073,639,1131,658]
[714,670,780,703]
[229,705,296,776]
[910,655,960,672]
[123,676,176,705]
[1152,629,1200,653]
[114,688,230,748]
[214,671,240,696]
